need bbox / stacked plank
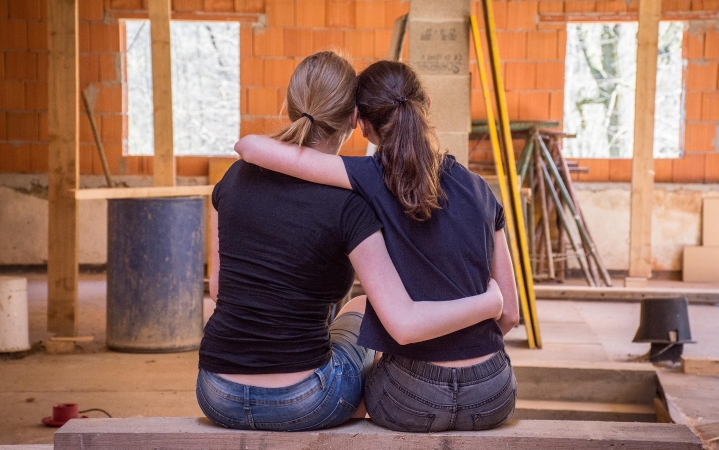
[683,198,719,282]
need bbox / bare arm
[492,229,519,335]
[209,209,219,303]
[349,231,503,345]
[235,135,352,190]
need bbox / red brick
[79,144,94,174]
[384,1,408,28]
[344,29,374,58]
[99,53,119,81]
[705,153,719,182]
[564,0,596,12]
[672,154,706,182]
[0,112,5,139]
[536,61,565,90]
[79,0,104,20]
[79,53,99,86]
[693,0,719,10]
[4,51,36,79]
[683,30,704,60]
[491,1,508,30]
[90,23,121,52]
[266,0,295,27]
[79,22,90,52]
[505,90,520,119]
[24,80,47,110]
[505,1,537,30]
[0,20,27,49]
[80,113,97,144]
[110,0,143,9]
[26,21,47,51]
[701,92,719,120]
[526,31,557,60]
[518,91,549,120]
[374,29,392,58]
[577,159,606,182]
[549,91,564,120]
[6,112,38,140]
[686,61,718,90]
[312,29,344,51]
[263,58,295,87]
[101,114,124,143]
[608,159,631,181]
[556,29,566,59]
[253,27,283,56]
[283,28,313,57]
[12,143,30,172]
[204,0,234,12]
[663,0,692,11]
[0,50,4,78]
[538,1,563,13]
[356,1,385,29]
[685,92,702,120]
[684,122,717,152]
[595,0,627,12]
[240,25,253,56]
[327,0,355,28]
[234,0,263,13]
[0,0,7,19]
[173,0,203,11]
[1,80,24,109]
[8,0,43,20]
[101,142,122,174]
[496,31,526,60]
[240,57,263,86]
[504,61,536,90]
[705,30,719,59]
[0,143,12,171]
[177,156,209,176]
[94,84,122,112]
[295,0,325,27]
[654,158,673,182]
[247,87,281,115]
[38,112,46,140]
[29,143,47,172]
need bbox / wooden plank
[539,11,719,23]
[682,356,719,377]
[107,10,262,23]
[148,0,175,187]
[628,0,661,278]
[47,0,79,336]
[533,285,719,305]
[515,399,656,422]
[73,186,213,200]
[54,418,702,450]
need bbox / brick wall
[0,0,717,182]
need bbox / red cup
[42,403,80,427]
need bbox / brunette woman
[235,60,520,432]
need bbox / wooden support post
[148,0,175,187]
[47,0,79,336]
[629,0,661,279]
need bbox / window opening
[125,20,240,156]
[563,21,683,159]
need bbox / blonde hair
[272,51,357,147]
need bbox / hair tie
[395,97,407,106]
[301,112,314,123]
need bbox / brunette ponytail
[356,61,446,221]
[272,51,357,148]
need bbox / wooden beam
[54,418,702,450]
[628,0,661,279]
[682,356,719,377]
[148,0,175,187]
[532,285,719,305]
[73,185,214,200]
[47,0,79,336]
[538,10,719,23]
[107,10,262,23]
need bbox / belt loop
[315,368,326,390]
[451,368,458,392]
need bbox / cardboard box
[702,197,719,247]
[683,246,719,282]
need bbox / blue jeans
[196,312,374,431]
[364,350,516,432]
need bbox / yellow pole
[470,16,536,349]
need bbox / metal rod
[81,89,113,188]
[534,135,555,280]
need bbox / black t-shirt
[199,160,382,374]
[341,154,506,362]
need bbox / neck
[310,134,342,155]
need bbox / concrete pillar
[408,0,470,167]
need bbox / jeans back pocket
[471,388,516,430]
[372,388,435,433]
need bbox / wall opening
[124,20,240,156]
[563,22,684,159]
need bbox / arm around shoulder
[492,229,519,334]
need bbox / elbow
[234,135,256,161]
[385,322,416,346]
[502,306,520,328]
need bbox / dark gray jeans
[364,350,516,432]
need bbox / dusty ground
[0,273,717,445]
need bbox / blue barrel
[106,197,204,352]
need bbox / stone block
[408,19,469,76]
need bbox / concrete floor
[0,273,718,445]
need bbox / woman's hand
[486,278,504,321]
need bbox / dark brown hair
[356,61,446,221]
[272,51,357,148]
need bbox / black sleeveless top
[341,154,506,361]
[199,161,381,374]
